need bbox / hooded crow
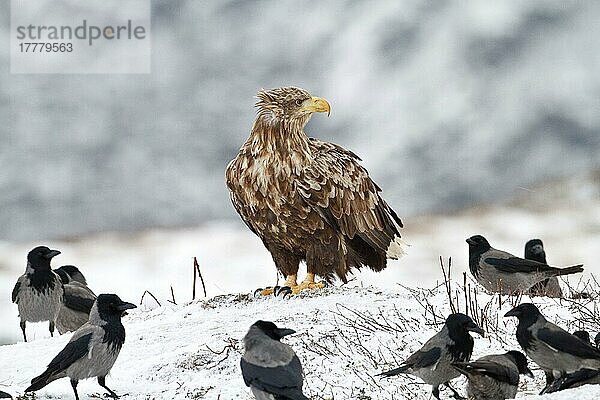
[544,368,600,393]
[25,294,136,400]
[241,320,308,400]
[379,313,484,399]
[56,272,97,335]
[466,235,583,295]
[538,329,592,387]
[55,265,87,286]
[524,239,563,298]
[12,246,64,341]
[505,303,600,388]
[452,350,533,399]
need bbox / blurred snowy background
[0,1,599,344]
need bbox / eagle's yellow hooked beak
[302,96,331,116]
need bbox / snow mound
[1,285,599,399]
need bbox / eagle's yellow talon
[256,287,275,296]
[289,273,325,295]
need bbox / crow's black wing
[485,257,551,273]
[64,293,95,313]
[548,369,600,392]
[26,333,92,392]
[453,360,518,385]
[379,347,442,377]
[538,328,600,359]
[12,280,21,303]
[240,355,308,400]
[47,333,92,373]
[405,346,442,369]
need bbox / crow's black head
[55,265,87,285]
[252,320,296,341]
[466,235,491,251]
[55,268,71,284]
[505,304,542,351]
[446,313,485,337]
[506,350,534,377]
[446,313,483,362]
[27,246,61,270]
[524,239,546,263]
[504,303,542,320]
[96,294,137,319]
[573,330,591,344]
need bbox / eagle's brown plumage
[226,87,405,285]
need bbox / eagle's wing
[298,139,404,258]
[225,158,261,237]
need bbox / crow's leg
[432,385,441,399]
[71,379,80,400]
[98,376,119,398]
[444,382,465,399]
[49,321,55,337]
[20,320,27,342]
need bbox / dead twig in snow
[192,256,207,300]
[140,290,161,307]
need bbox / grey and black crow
[379,313,484,399]
[544,368,600,393]
[524,239,563,298]
[25,294,136,400]
[452,350,533,399]
[538,329,592,387]
[505,303,600,392]
[56,272,97,334]
[55,265,88,286]
[467,235,583,295]
[12,246,64,342]
[241,320,308,400]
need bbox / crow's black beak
[466,238,475,245]
[524,367,534,378]
[276,328,296,338]
[44,250,61,259]
[504,307,520,318]
[115,302,137,312]
[466,322,485,337]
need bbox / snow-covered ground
[0,173,598,398]
[1,285,599,399]
[0,173,598,345]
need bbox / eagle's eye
[294,99,303,106]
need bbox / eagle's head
[255,86,330,124]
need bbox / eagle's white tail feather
[386,236,408,259]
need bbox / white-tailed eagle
[226,87,406,295]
